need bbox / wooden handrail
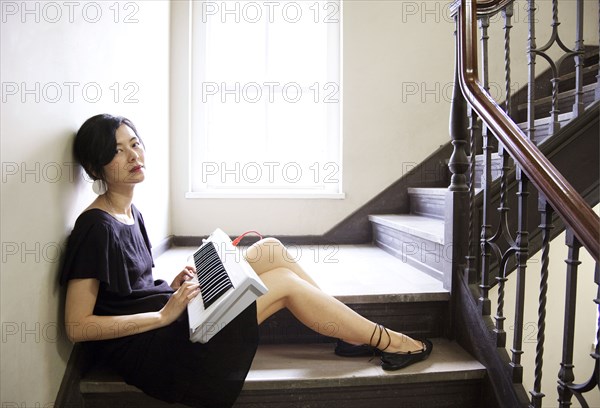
[450,0,513,17]
[455,0,600,262]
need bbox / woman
[61,114,432,408]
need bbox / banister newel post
[446,19,471,293]
[449,56,470,193]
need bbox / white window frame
[186,0,344,199]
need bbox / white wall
[0,1,170,405]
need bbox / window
[188,0,343,198]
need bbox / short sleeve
[133,206,154,267]
[60,218,133,296]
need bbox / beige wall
[0,1,170,406]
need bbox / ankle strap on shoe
[369,324,392,352]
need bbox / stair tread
[517,111,575,129]
[407,187,447,196]
[368,214,445,244]
[245,340,485,390]
[80,339,486,394]
[154,245,449,304]
[517,82,597,110]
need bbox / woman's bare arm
[65,278,199,343]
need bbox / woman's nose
[128,149,140,161]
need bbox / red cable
[231,230,263,247]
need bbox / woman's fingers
[187,286,201,300]
[179,281,199,292]
[176,281,200,301]
[181,266,196,281]
[171,266,197,290]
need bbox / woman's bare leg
[243,238,321,289]
[256,267,424,354]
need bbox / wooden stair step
[368,214,446,284]
[516,111,575,145]
[517,82,598,112]
[556,62,599,84]
[368,214,444,245]
[408,187,447,220]
[80,340,486,408]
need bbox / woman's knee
[248,237,281,250]
[256,237,284,256]
[257,237,282,246]
[245,237,284,264]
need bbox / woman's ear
[87,167,103,183]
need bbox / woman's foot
[334,340,378,357]
[335,324,423,356]
[371,324,433,371]
[380,338,433,371]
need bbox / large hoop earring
[92,179,108,195]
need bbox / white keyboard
[187,229,268,343]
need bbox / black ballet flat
[380,338,433,371]
[334,340,379,357]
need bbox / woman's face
[103,124,145,188]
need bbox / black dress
[60,206,259,408]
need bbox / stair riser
[409,192,445,219]
[235,381,483,408]
[372,224,446,283]
[258,301,449,344]
[472,154,503,190]
[83,393,188,408]
[81,380,483,408]
[516,115,575,146]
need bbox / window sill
[185,191,346,199]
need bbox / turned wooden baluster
[449,50,469,194]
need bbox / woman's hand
[160,281,200,326]
[170,265,196,290]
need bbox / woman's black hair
[73,114,143,181]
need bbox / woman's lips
[130,165,144,173]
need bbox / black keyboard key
[193,242,234,308]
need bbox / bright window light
[189,0,343,198]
